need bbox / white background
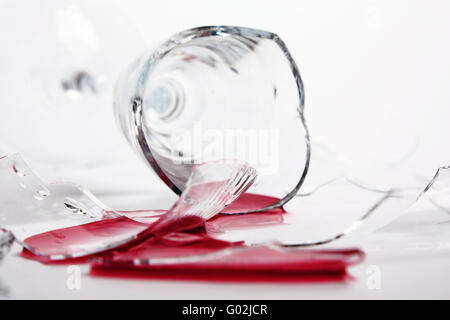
[1,0,450,299]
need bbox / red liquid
[90,246,363,283]
[21,193,365,283]
[24,217,149,260]
[221,193,285,214]
[90,267,353,283]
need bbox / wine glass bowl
[115,26,310,212]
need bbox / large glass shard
[0,154,256,260]
[212,178,418,247]
[0,154,118,246]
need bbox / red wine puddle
[21,193,364,282]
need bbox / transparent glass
[114,26,310,213]
[0,154,255,260]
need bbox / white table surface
[2,177,449,300]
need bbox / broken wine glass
[114,26,311,213]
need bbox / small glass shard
[417,165,450,214]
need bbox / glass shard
[0,154,119,246]
[1,154,256,260]
[213,178,418,247]
[417,165,450,214]
[147,161,257,236]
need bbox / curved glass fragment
[0,154,119,244]
[418,165,450,214]
[213,178,418,247]
[0,154,255,260]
